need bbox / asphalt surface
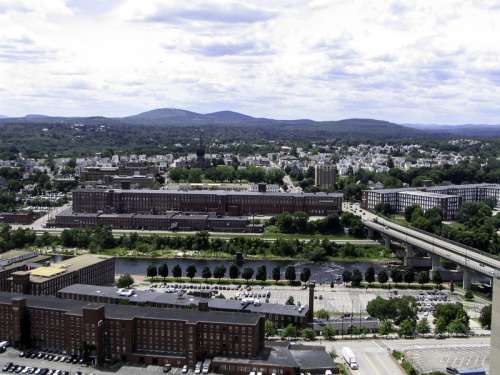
[320,340,405,375]
[344,202,500,277]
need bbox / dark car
[446,368,458,375]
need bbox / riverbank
[36,246,399,264]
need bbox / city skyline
[1,0,500,124]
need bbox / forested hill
[0,108,499,157]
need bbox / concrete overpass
[345,203,500,288]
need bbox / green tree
[417,271,430,286]
[146,264,157,279]
[116,274,134,288]
[172,264,182,278]
[398,319,416,338]
[447,319,468,335]
[479,305,492,329]
[433,271,443,288]
[300,267,311,283]
[322,325,336,340]
[256,265,267,282]
[302,328,316,341]
[377,270,389,286]
[186,265,197,280]
[416,318,431,335]
[264,320,276,337]
[404,270,415,286]
[315,309,330,320]
[365,267,375,286]
[242,267,254,282]
[390,269,403,285]
[342,270,352,285]
[379,320,394,336]
[281,324,297,339]
[285,266,296,283]
[351,269,363,287]
[213,265,226,280]
[285,296,295,305]
[201,266,212,281]
[229,264,240,279]
[272,266,281,283]
[158,263,168,282]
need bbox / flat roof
[58,284,309,317]
[30,266,66,277]
[0,254,50,272]
[25,255,112,282]
[0,250,33,261]
[399,190,456,198]
[75,188,344,198]
[213,343,334,370]
[0,292,261,325]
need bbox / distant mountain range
[0,108,499,138]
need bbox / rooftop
[22,254,112,282]
[75,188,344,198]
[0,292,261,325]
[0,251,50,272]
[213,343,334,370]
[399,190,457,199]
[58,284,309,317]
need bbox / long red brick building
[72,188,343,216]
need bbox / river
[110,257,394,283]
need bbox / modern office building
[361,183,500,219]
[57,284,311,328]
[51,208,263,233]
[71,188,343,216]
[0,292,334,374]
[0,251,50,292]
[398,191,461,220]
[7,254,115,296]
[314,164,336,190]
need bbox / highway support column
[404,244,417,267]
[430,253,444,280]
[462,268,472,290]
[383,235,391,250]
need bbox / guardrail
[366,210,500,263]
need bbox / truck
[202,359,211,374]
[446,368,486,375]
[341,347,359,370]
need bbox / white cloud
[1,0,500,123]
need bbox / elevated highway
[344,203,500,286]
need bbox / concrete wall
[490,276,500,374]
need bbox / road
[313,337,490,375]
[344,202,500,278]
[320,340,405,375]
[282,174,302,193]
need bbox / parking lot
[405,343,489,373]
[143,283,471,315]
[0,349,218,375]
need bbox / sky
[1,0,500,124]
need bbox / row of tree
[341,266,438,288]
[146,263,312,284]
[169,166,285,185]
[270,212,345,235]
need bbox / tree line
[341,266,438,288]
[168,165,285,185]
[145,263,312,284]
